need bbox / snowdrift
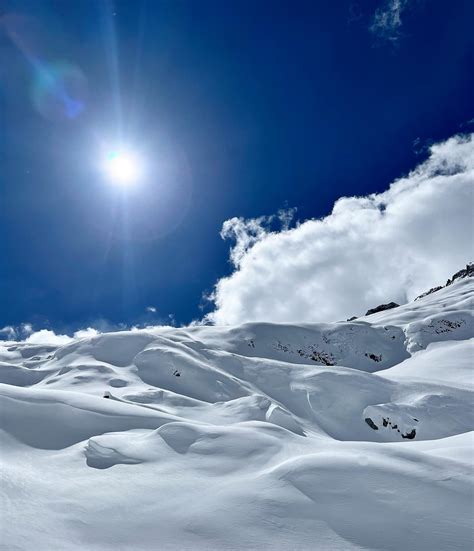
[1,275,473,550]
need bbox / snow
[1,277,473,550]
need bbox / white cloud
[370,0,410,43]
[21,323,33,336]
[0,323,34,341]
[73,327,100,339]
[207,133,474,325]
[25,329,73,345]
[1,318,163,346]
[23,327,99,345]
[146,306,157,313]
[0,326,17,340]
[221,207,297,267]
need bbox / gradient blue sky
[1,0,473,333]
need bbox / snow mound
[0,276,473,550]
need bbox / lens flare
[32,61,87,121]
[1,14,87,121]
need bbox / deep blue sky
[1,0,473,333]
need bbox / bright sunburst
[103,149,142,185]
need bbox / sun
[103,149,142,185]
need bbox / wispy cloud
[370,0,410,43]
[0,323,33,341]
[0,326,17,340]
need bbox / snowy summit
[1,265,473,550]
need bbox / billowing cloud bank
[207,134,474,325]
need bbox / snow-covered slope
[1,274,473,550]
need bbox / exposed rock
[401,429,416,440]
[276,340,337,366]
[414,286,443,301]
[446,262,474,286]
[309,351,335,366]
[424,318,465,335]
[414,262,473,301]
[365,302,399,316]
[365,418,378,430]
[346,316,358,321]
[365,353,382,362]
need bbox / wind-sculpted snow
[0,277,473,550]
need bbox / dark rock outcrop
[415,262,473,301]
[365,418,378,430]
[365,302,399,316]
[414,286,443,301]
[446,262,474,286]
[401,429,416,440]
[365,353,382,362]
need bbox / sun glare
[104,150,142,185]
